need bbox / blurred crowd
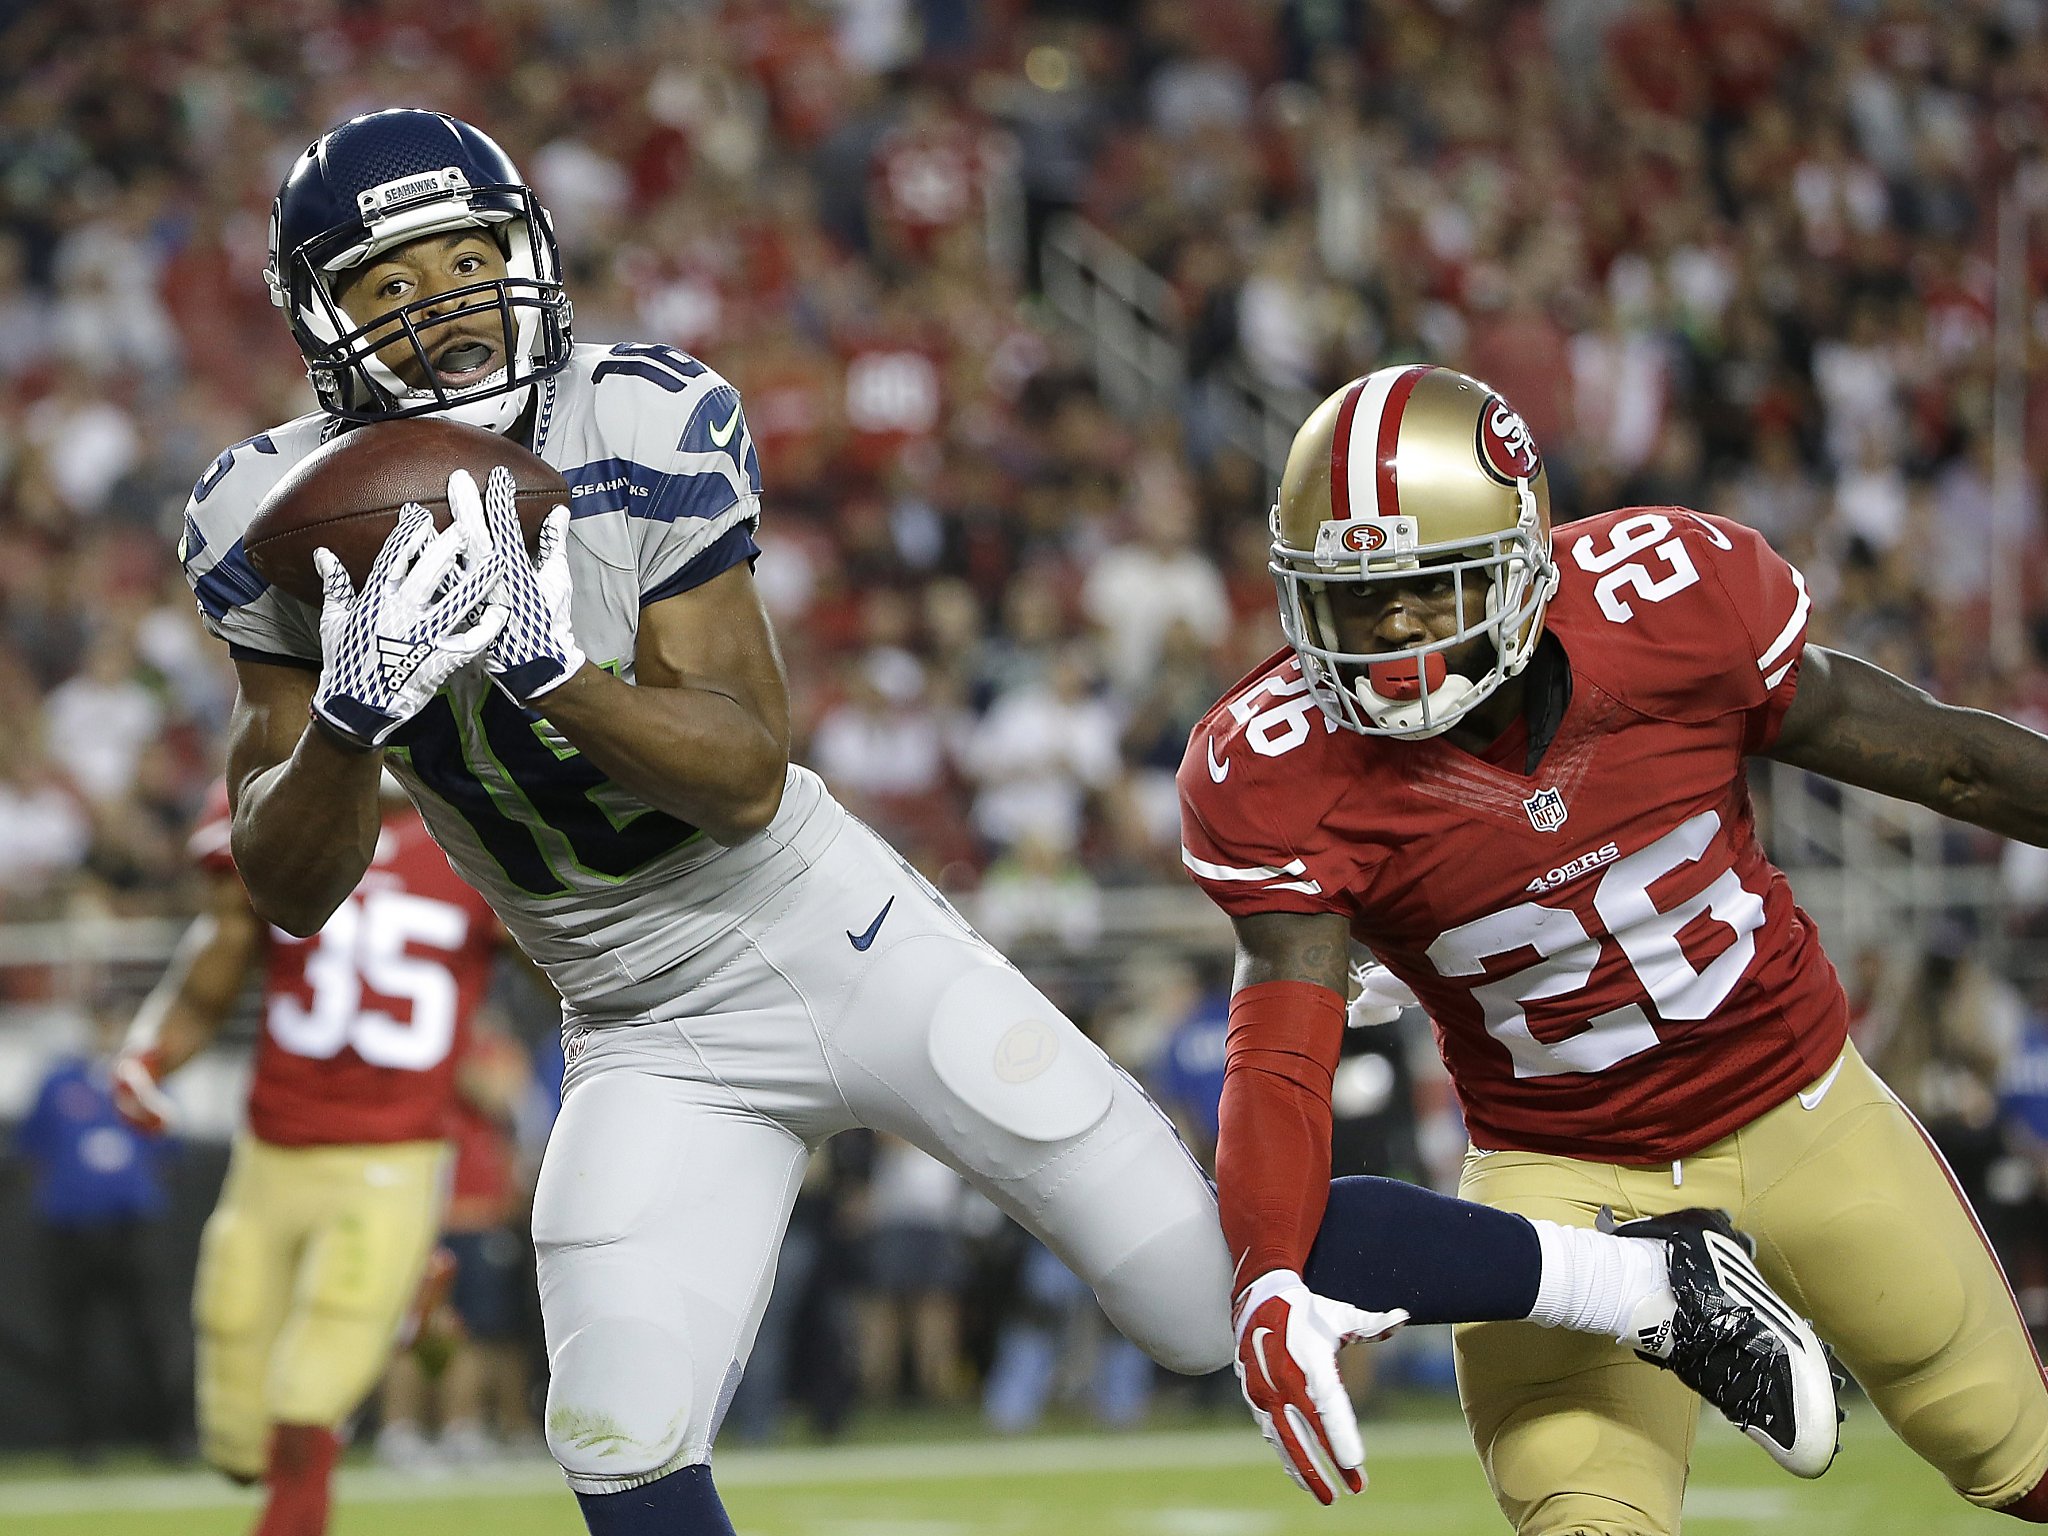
[9,0,2048,1454]
[2,0,2048,922]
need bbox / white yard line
[0,1424,1480,1517]
[0,1411,1873,1520]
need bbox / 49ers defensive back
[117,781,502,1536]
[1180,364,2048,1533]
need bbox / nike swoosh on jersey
[708,401,742,447]
[1207,739,1230,782]
[1797,1056,1845,1110]
[847,896,894,952]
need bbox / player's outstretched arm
[225,656,385,935]
[1219,912,1408,1503]
[1767,644,2048,844]
[525,563,792,846]
[114,870,264,1132]
[1220,915,1843,1486]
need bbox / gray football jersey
[180,341,841,1010]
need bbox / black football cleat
[1607,1207,1841,1479]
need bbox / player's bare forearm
[534,663,788,842]
[227,658,384,934]
[1768,646,2048,844]
[1231,910,1353,995]
[537,562,790,845]
[127,875,263,1075]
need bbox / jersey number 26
[1425,809,1766,1078]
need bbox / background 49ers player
[1180,364,2048,1532]
[113,777,510,1536]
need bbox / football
[245,417,568,604]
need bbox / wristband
[309,706,380,756]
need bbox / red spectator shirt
[836,324,945,479]
[192,787,500,1147]
[1178,509,1848,1163]
[446,1028,526,1231]
[868,115,990,262]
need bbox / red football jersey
[1179,508,1847,1163]
[446,1028,525,1231]
[190,786,501,1147]
[868,117,990,259]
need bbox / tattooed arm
[1767,646,2048,845]
[1232,910,1353,992]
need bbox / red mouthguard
[1366,652,1448,702]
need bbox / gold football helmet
[1270,364,1558,738]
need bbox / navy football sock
[575,1464,736,1535]
[1303,1175,1542,1324]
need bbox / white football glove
[311,501,505,749]
[1348,960,1419,1028]
[111,1049,176,1136]
[1234,1269,1408,1504]
[459,464,585,704]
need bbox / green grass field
[0,1404,2027,1535]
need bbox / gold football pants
[193,1134,447,1479]
[1456,1042,2048,1535]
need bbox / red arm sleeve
[188,779,236,876]
[1216,980,1346,1295]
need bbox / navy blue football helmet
[267,109,572,430]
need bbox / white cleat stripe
[1704,1232,1812,1343]
[1719,1258,1811,1344]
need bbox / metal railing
[1038,213,1315,489]
[0,779,2029,1000]
[1039,213,1186,421]
[1756,760,2037,979]
[2,767,2037,1128]
[0,888,1238,1131]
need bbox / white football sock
[1524,1218,1674,1344]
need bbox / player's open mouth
[431,338,500,388]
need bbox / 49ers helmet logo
[1341,522,1387,553]
[1476,395,1541,485]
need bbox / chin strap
[1353,664,1481,739]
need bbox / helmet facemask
[1272,479,1558,740]
[268,170,571,433]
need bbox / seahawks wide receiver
[180,107,1233,1533]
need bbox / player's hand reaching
[310,501,504,749]
[1234,1269,1408,1504]
[457,465,586,704]
[111,1048,176,1136]
[1347,960,1419,1028]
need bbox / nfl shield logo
[1523,787,1568,833]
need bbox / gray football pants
[530,813,1235,1492]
